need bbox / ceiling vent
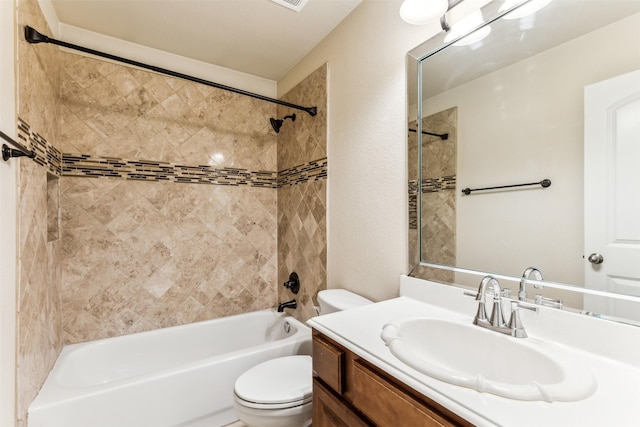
[269,0,310,12]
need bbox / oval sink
[381,318,596,402]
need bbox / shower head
[270,114,296,133]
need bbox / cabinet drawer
[313,335,345,394]
[352,359,454,427]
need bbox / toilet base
[233,397,312,427]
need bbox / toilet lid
[234,355,312,406]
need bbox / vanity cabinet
[312,330,473,427]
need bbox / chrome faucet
[520,267,563,309]
[471,275,537,338]
[474,275,505,328]
[519,267,543,301]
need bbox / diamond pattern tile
[14,9,328,426]
[61,179,277,342]
[277,65,327,322]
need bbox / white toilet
[316,289,373,314]
[233,289,373,427]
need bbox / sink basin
[380,318,596,402]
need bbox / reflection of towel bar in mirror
[461,179,551,195]
[408,128,449,140]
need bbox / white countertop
[308,276,640,427]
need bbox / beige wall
[0,1,18,425]
[278,0,442,301]
[422,14,640,305]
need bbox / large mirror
[408,0,640,323]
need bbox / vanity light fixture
[500,0,553,19]
[399,0,449,25]
[443,9,491,46]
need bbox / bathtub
[28,310,312,427]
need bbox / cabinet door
[313,379,370,427]
[313,335,345,394]
[352,360,466,427]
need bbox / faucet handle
[535,295,563,309]
[283,272,300,294]
[489,296,506,327]
[488,288,512,299]
[508,301,537,338]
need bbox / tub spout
[277,299,297,312]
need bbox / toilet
[316,289,373,314]
[233,289,373,427]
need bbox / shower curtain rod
[408,128,449,140]
[24,26,317,117]
[1,129,36,161]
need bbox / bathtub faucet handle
[283,272,300,294]
[277,299,297,312]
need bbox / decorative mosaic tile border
[407,176,457,196]
[277,157,327,187]
[18,118,62,176]
[409,193,418,229]
[408,176,457,230]
[421,175,456,193]
[18,118,328,189]
[62,154,279,187]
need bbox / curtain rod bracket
[2,144,35,161]
[0,130,36,162]
[25,25,49,44]
[24,26,318,117]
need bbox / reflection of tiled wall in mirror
[409,107,457,284]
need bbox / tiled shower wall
[58,50,280,343]
[277,65,327,322]
[15,0,327,422]
[16,0,63,425]
[408,107,457,283]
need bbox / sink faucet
[471,275,537,338]
[277,299,297,312]
[520,267,563,309]
[474,275,505,327]
[519,267,543,301]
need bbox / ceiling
[49,0,362,81]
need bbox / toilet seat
[234,355,312,410]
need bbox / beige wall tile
[409,107,457,283]
[277,65,328,322]
[15,1,64,425]
[61,179,277,342]
[14,2,328,423]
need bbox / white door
[584,69,640,321]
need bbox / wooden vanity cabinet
[312,330,474,427]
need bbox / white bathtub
[28,310,312,427]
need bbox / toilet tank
[317,289,373,315]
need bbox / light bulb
[444,10,491,47]
[399,0,449,25]
[500,0,553,19]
